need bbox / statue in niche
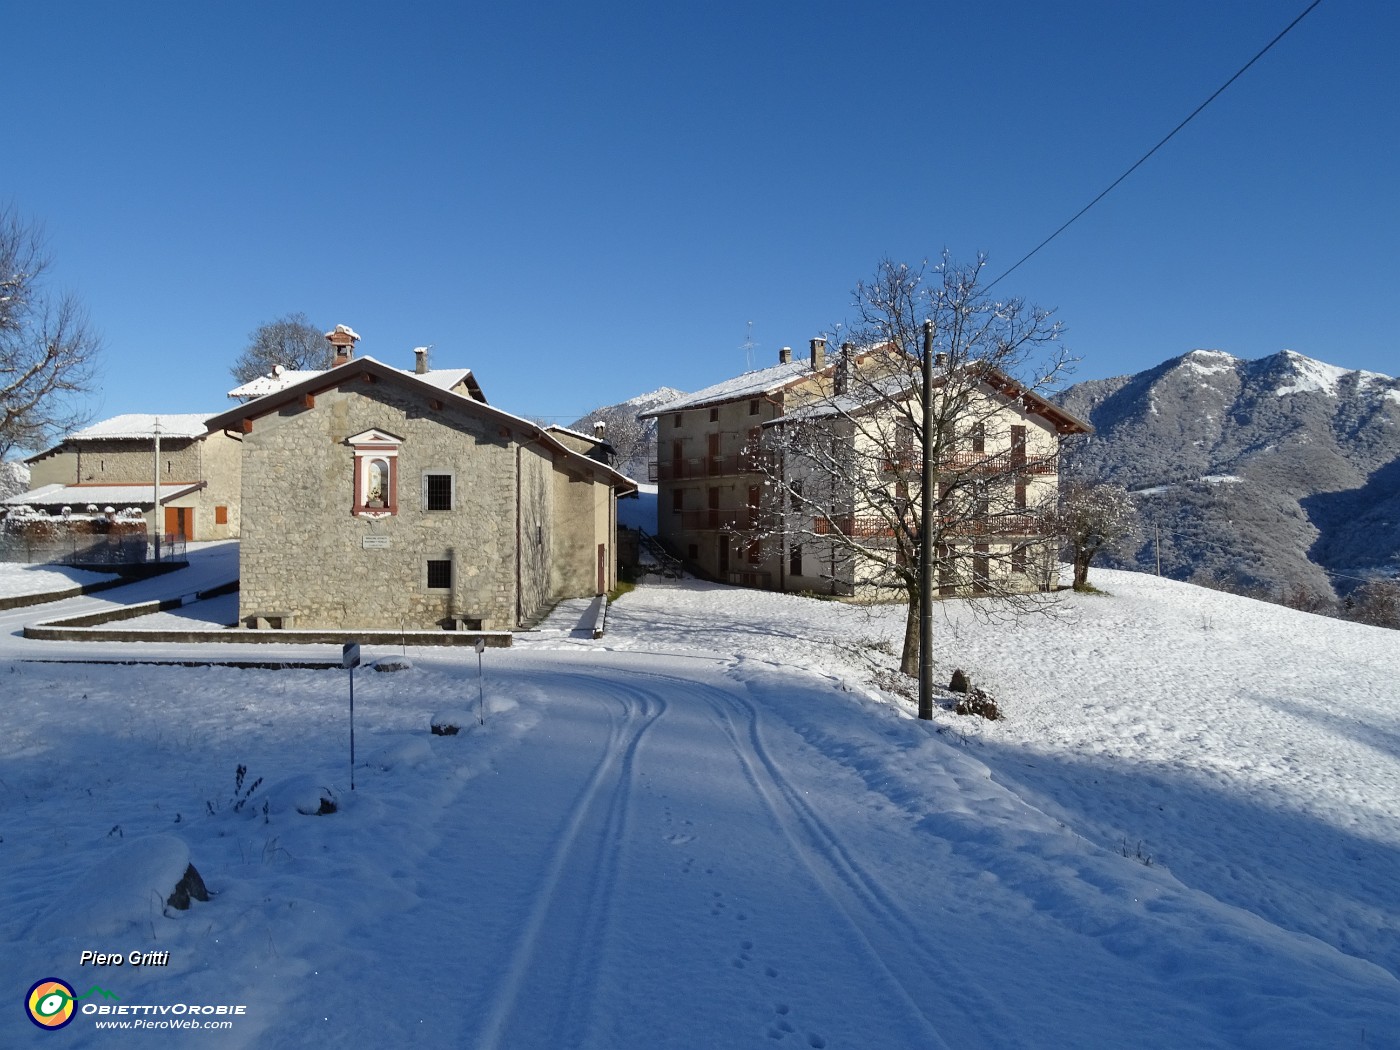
[366,459,389,508]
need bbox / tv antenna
[741,321,757,370]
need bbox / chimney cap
[325,324,361,348]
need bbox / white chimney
[414,347,429,374]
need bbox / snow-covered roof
[639,361,817,416]
[227,370,323,400]
[1,482,203,507]
[228,366,482,402]
[68,414,215,441]
[207,357,638,495]
[546,423,612,446]
[765,366,1093,435]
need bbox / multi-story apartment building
[643,339,1091,597]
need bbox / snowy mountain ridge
[1057,347,1400,600]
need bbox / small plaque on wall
[362,535,391,550]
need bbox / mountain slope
[568,387,685,481]
[1058,349,1400,598]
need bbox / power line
[1136,513,1379,588]
[985,0,1325,294]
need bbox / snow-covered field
[2,564,1397,1047]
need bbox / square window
[749,398,760,415]
[215,505,229,525]
[427,559,452,589]
[425,473,452,511]
[673,413,682,428]
[709,407,719,422]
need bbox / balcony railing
[678,507,765,532]
[881,450,1058,476]
[648,452,774,482]
[813,513,1049,539]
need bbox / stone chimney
[326,324,360,367]
[593,421,607,439]
[414,346,429,374]
[835,342,853,395]
[779,346,792,364]
[809,337,826,370]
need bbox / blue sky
[3,1,1395,431]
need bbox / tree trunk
[900,588,920,676]
[1073,550,1093,588]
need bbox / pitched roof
[228,366,485,403]
[24,413,219,463]
[69,414,214,440]
[1,482,203,508]
[206,356,637,493]
[767,364,1093,435]
[638,360,819,416]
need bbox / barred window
[426,559,452,590]
[425,473,453,511]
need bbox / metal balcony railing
[648,452,774,482]
[813,513,1049,539]
[880,450,1058,476]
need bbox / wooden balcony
[813,513,1050,539]
[676,506,766,532]
[880,450,1059,476]
[648,452,773,482]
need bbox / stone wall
[552,469,602,596]
[516,443,554,625]
[25,433,242,541]
[238,381,522,631]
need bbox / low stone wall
[23,623,515,647]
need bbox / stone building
[642,339,1090,597]
[204,336,635,632]
[6,414,242,541]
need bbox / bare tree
[751,255,1080,690]
[1053,479,1139,590]
[230,312,332,384]
[0,205,100,457]
[1347,578,1400,630]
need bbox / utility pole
[152,417,162,564]
[918,319,935,720]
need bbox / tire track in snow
[712,679,1027,1050]
[469,678,665,1050]
[611,660,1011,1049]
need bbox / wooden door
[164,506,193,540]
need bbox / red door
[164,507,193,540]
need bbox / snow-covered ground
[0,561,111,601]
[1,564,1397,1047]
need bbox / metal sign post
[343,642,361,789]
[474,637,486,726]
